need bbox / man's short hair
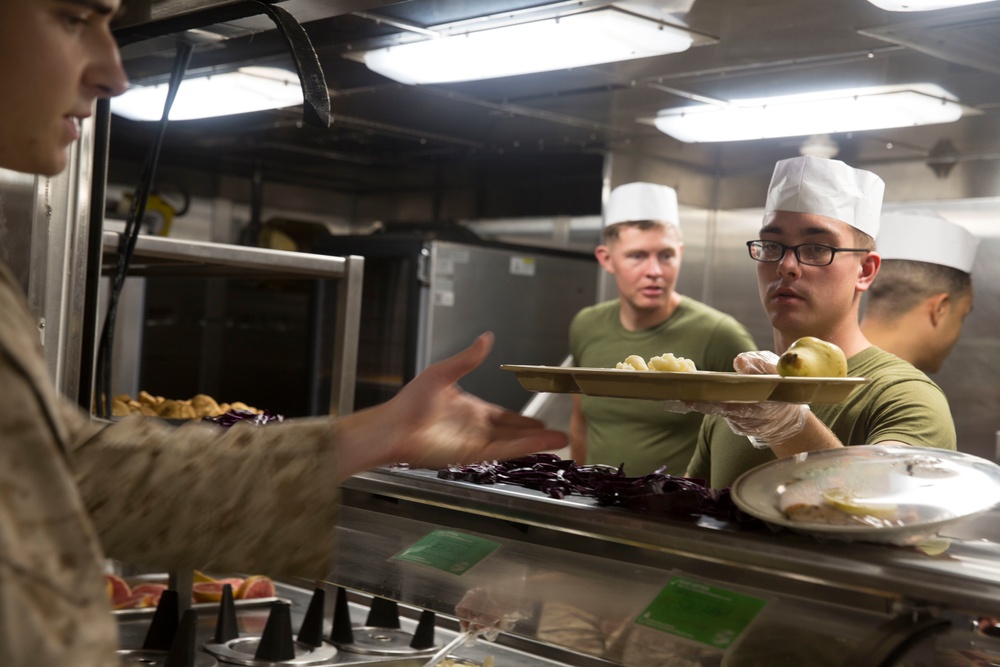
[853,227,876,250]
[867,259,972,318]
[602,219,681,244]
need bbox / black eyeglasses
[746,240,870,267]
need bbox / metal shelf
[102,231,356,279]
[100,231,364,416]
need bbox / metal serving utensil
[420,628,477,667]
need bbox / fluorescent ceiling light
[654,84,967,143]
[865,0,995,10]
[111,67,303,121]
[362,8,694,85]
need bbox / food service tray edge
[501,364,869,404]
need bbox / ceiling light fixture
[110,67,304,121]
[864,0,995,10]
[360,8,695,85]
[654,84,968,143]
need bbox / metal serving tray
[502,364,868,404]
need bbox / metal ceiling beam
[113,0,402,45]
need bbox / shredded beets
[438,454,752,523]
[203,409,285,428]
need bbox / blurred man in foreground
[0,2,565,664]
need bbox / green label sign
[635,576,768,649]
[392,530,500,575]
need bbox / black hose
[94,42,193,417]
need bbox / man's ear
[594,245,614,272]
[857,251,881,291]
[928,293,950,327]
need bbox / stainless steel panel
[0,120,96,402]
[334,468,1000,664]
[31,123,98,403]
[422,241,597,412]
[0,168,35,291]
[331,254,364,416]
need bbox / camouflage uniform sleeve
[70,414,340,579]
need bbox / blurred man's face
[596,223,683,319]
[0,0,128,176]
[927,287,973,373]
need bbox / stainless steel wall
[0,147,96,403]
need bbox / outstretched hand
[333,333,568,480]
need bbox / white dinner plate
[730,445,1000,545]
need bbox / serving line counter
[326,467,1000,666]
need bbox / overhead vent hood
[860,4,1000,76]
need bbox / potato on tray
[615,352,697,372]
[112,390,262,420]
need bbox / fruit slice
[105,574,131,607]
[130,583,168,606]
[193,580,242,603]
[821,487,898,519]
[193,569,217,583]
[916,537,952,556]
[236,575,276,600]
[115,592,156,610]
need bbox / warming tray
[501,365,868,403]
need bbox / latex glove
[732,349,780,374]
[685,350,809,449]
[688,400,810,448]
[455,586,526,642]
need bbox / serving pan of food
[730,445,1000,545]
[501,365,867,404]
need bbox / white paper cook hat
[878,210,979,273]
[765,155,885,238]
[604,182,679,228]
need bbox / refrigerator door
[421,241,597,412]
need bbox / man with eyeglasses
[685,156,956,489]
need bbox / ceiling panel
[108,0,1000,212]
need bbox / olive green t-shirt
[569,297,757,476]
[686,346,957,489]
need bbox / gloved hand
[455,586,526,641]
[732,349,780,374]
[689,400,810,448]
[679,350,810,449]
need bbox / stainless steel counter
[116,580,608,667]
[327,467,1000,666]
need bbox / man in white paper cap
[686,156,956,489]
[861,210,979,373]
[568,182,757,476]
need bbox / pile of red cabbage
[203,409,285,428]
[437,453,752,523]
